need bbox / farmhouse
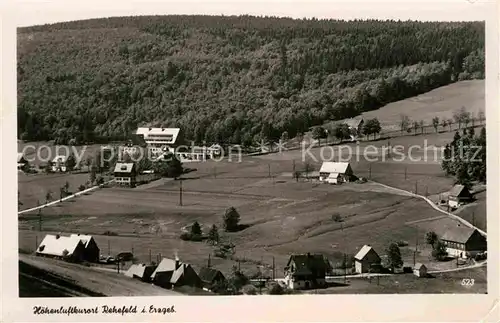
[17,152,28,170]
[413,263,428,277]
[198,267,226,291]
[69,234,100,263]
[136,127,181,155]
[125,263,158,282]
[283,253,331,290]
[441,226,487,259]
[151,257,202,289]
[113,163,137,187]
[319,162,354,184]
[36,234,86,262]
[354,245,381,274]
[51,155,68,172]
[447,185,473,208]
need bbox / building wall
[466,231,487,252]
[448,200,459,208]
[84,239,100,263]
[445,247,467,258]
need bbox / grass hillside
[17,16,484,145]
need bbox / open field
[340,80,484,132]
[18,171,111,211]
[19,160,462,278]
[19,254,180,297]
[314,266,487,294]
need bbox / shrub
[78,184,86,191]
[268,283,285,295]
[396,240,409,247]
[242,284,258,295]
[223,207,241,232]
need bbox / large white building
[135,127,181,155]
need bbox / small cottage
[319,162,354,184]
[284,253,332,290]
[447,185,473,208]
[354,245,381,274]
[413,263,428,277]
[441,226,487,259]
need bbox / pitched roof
[414,263,426,270]
[320,162,350,174]
[449,184,471,197]
[288,254,331,276]
[170,263,198,284]
[114,162,135,173]
[441,226,477,243]
[198,267,225,283]
[354,245,379,261]
[36,234,83,257]
[17,153,26,163]
[151,258,178,280]
[69,234,95,248]
[125,263,157,279]
[343,118,364,129]
[136,127,180,144]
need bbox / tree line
[17,16,484,146]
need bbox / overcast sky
[6,0,492,27]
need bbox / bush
[78,184,86,191]
[242,284,258,295]
[223,207,241,232]
[103,231,118,236]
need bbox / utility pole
[342,223,346,284]
[35,235,38,251]
[208,254,211,268]
[272,256,275,280]
[108,240,110,256]
[404,167,407,180]
[179,179,183,206]
[292,160,296,175]
[369,164,372,180]
[268,164,271,179]
[149,249,152,264]
[413,229,419,266]
[472,212,475,227]
[415,180,418,194]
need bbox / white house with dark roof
[354,245,381,274]
[36,234,86,262]
[319,162,354,184]
[125,263,158,282]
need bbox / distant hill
[17,16,484,145]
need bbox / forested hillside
[17,16,485,145]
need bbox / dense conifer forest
[17,15,485,145]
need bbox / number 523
[461,278,475,286]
